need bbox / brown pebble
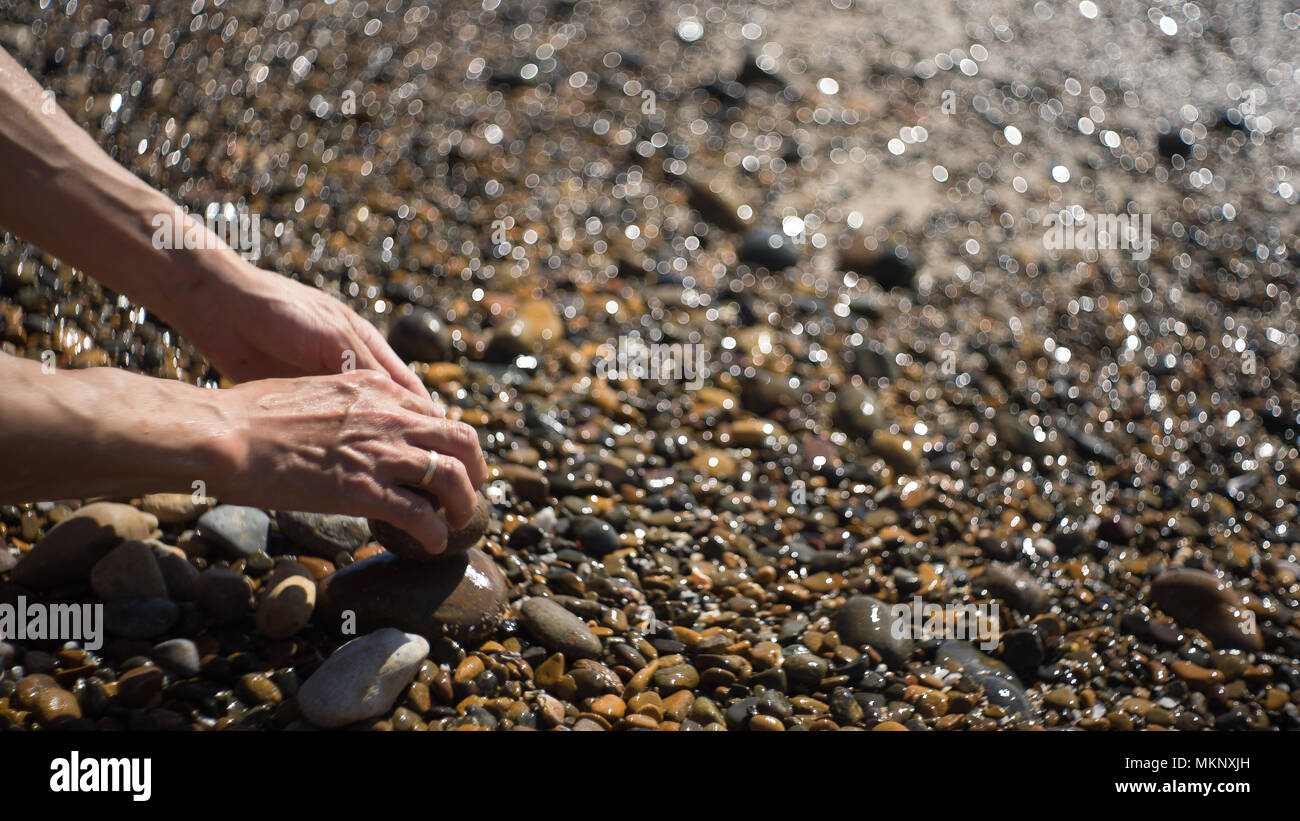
[872,720,909,731]
[749,714,785,731]
[256,575,316,639]
[116,666,166,708]
[34,687,81,723]
[236,673,283,707]
[16,674,57,708]
[590,694,626,722]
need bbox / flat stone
[298,628,429,728]
[138,493,212,525]
[197,505,270,559]
[520,596,602,660]
[13,502,157,588]
[316,549,509,645]
[275,511,370,558]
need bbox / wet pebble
[298,629,429,728]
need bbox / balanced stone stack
[315,494,510,645]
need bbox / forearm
[0,46,251,323]
[0,352,245,503]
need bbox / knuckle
[449,421,480,452]
[440,457,471,491]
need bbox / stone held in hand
[367,493,490,560]
[297,628,429,728]
[315,548,508,645]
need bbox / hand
[181,260,435,412]
[215,370,487,555]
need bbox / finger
[409,418,488,488]
[406,449,476,529]
[371,485,451,556]
[354,318,437,412]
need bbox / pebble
[387,308,452,364]
[144,540,200,600]
[138,493,211,525]
[256,575,316,639]
[33,687,81,723]
[196,506,270,559]
[980,563,1049,614]
[935,641,1037,720]
[835,596,914,666]
[151,638,201,677]
[836,384,885,437]
[868,431,922,474]
[573,518,620,556]
[236,672,283,707]
[197,567,254,623]
[520,597,602,660]
[497,464,549,505]
[739,227,799,270]
[116,666,165,708]
[12,502,157,588]
[316,549,509,644]
[297,628,429,728]
[653,664,700,692]
[90,540,168,601]
[275,511,370,558]
[839,240,918,290]
[1149,568,1263,651]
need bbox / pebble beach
[2,0,1300,733]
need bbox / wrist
[80,367,249,498]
